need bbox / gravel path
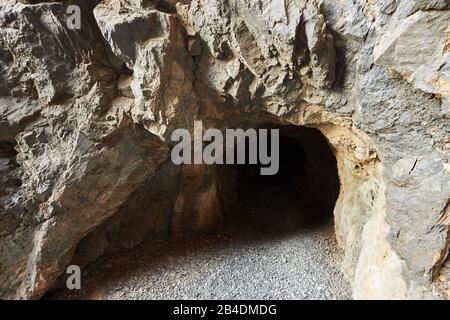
[48,186,352,300]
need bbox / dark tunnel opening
[226,125,340,231]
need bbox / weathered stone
[0,0,449,300]
[95,1,198,138]
[375,10,450,104]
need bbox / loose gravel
[48,189,352,300]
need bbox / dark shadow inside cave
[43,125,346,300]
[224,124,340,233]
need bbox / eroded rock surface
[0,0,449,299]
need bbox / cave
[224,124,340,233]
[3,0,450,301]
[43,123,350,299]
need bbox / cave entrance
[46,124,349,300]
[225,124,340,233]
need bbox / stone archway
[46,112,385,299]
[149,111,386,296]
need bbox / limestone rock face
[0,0,449,299]
[374,9,450,107]
[94,0,198,138]
[0,0,169,298]
[177,0,335,93]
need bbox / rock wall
[0,0,449,299]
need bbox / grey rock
[0,0,449,300]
